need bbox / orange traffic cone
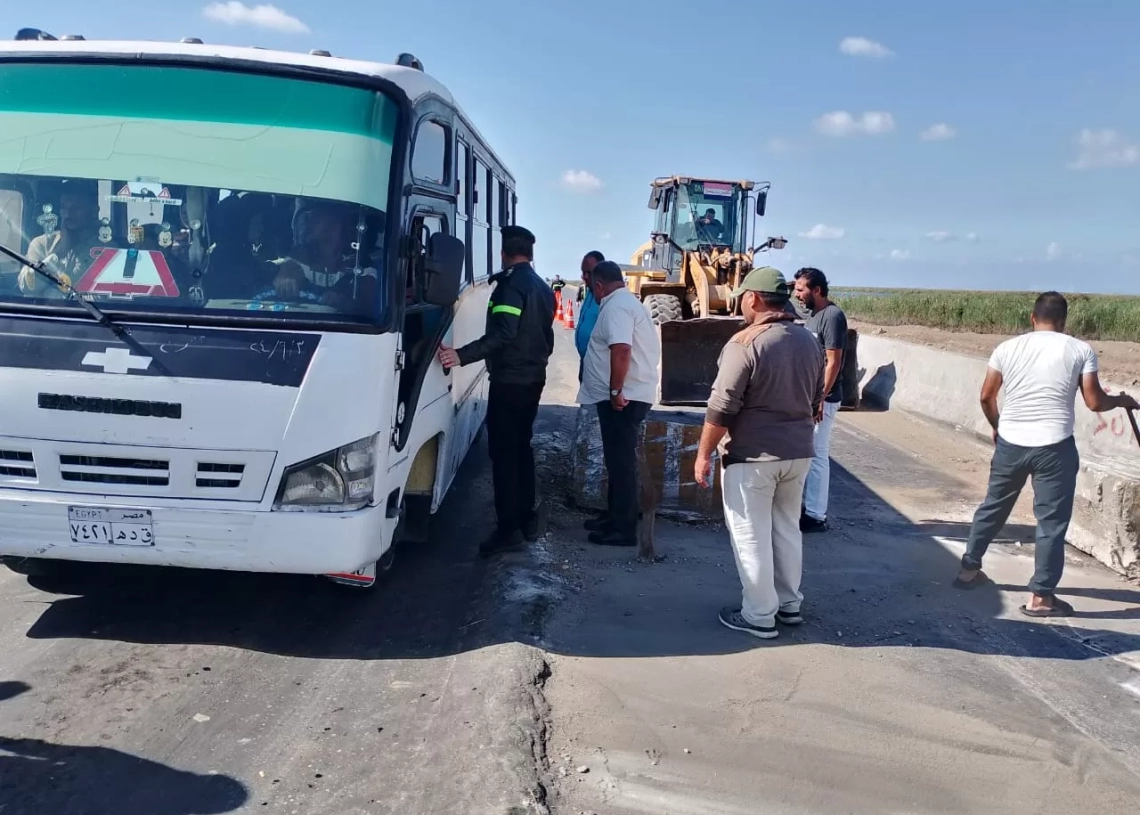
[563,296,576,329]
[554,290,563,323]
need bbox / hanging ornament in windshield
[37,204,58,236]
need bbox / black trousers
[486,381,545,535]
[596,400,651,538]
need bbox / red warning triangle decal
[158,187,171,199]
[117,184,131,197]
[75,248,181,297]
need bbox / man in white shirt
[955,292,1138,617]
[577,260,661,547]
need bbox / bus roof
[0,39,514,183]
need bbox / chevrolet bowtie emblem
[81,347,153,374]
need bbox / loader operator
[695,208,725,243]
[437,225,556,558]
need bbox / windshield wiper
[0,242,128,338]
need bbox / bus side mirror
[756,190,767,217]
[422,233,464,306]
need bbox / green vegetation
[832,288,1140,343]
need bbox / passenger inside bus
[205,193,278,300]
[16,178,102,298]
[266,200,378,312]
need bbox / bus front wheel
[2,556,66,578]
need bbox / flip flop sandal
[1019,598,1074,618]
[952,570,991,590]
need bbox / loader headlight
[274,435,378,510]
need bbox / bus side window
[404,212,449,384]
[457,140,468,218]
[471,158,490,282]
[411,120,449,185]
[457,140,471,285]
[490,173,501,263]
[409,213,446,303]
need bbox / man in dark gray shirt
[696,267,825,640]
[794,267,847,533]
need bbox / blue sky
[8,1,1140,293]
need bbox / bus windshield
[0,62,399,324]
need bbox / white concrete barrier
[857,334,1140,579]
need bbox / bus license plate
[68,506,155,547]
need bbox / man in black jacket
[438,225,556,556]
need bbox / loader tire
[644,294,684,325]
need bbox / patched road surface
[0,433,551,815]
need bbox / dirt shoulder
[849,320,1140,387]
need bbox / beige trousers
[721,458,812,627]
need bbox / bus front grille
[58,454,170,487]
[196,462,245,489]
[0,450,36,479]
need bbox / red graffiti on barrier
[1093,414,1127,438]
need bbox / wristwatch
[610,388,622,397]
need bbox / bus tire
[396,494,432,545]
[644,294,683,325]
[2,556,66,578]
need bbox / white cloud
[889,249,911,260]
[920,123,957,141]
[600,232,612,240]
[1046,241,1062,261]
[202,2,309,33]
[799,224,846,240]
[560,170,603,193]
[839,36,893,59]
[815,111,896,137]
[767,138,791,153]
[924,230,978,243]
[1068,128,1140,170]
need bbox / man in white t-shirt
[955,292,1138,616]
[577,260,661,547]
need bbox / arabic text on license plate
[68,506,155,546]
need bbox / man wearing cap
[695,267,825,640]
[438,225,556,556]
[578,260,662,547]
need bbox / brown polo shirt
[706,312,825,462]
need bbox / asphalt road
[6,322,1140,815]
[534,326,1140,815]
[0,423,551,815]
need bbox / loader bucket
[657,317,745,406]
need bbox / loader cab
[646,177,762,277]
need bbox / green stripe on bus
[0,63,398,139]
[491,304,523,316]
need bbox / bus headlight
[274,435,378,510]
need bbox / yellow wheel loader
[622,176,788,405]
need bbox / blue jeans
[962,435,1079,595]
